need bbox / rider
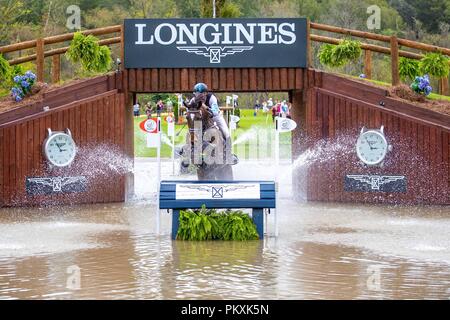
[189,82,230,140]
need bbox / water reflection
[0,199,449,299]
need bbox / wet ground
[0,159,449,299]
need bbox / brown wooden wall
[0,76,127,207]
[292,71,450,205]
[123,68,304,92]
[1,67,449,207]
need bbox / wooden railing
[0,21,448,95]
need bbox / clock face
[356,130,388,165]
[44,133,77,167]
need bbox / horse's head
[184,99,211,145]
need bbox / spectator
[280,100,289,117]
[254,100,259,117]
[267,97,273,111]
[133,101,140,117]
[145,102,152,118]
[166,99,173,113]
[156,100,164,117]
[271,104,277,122]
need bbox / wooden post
[390,36,400,86]
[51,54,60,83]
[120,23,125,70]
[36,38,44,82]
[306,18,312,68]
[364,50,372,79]
[440,77,449,96]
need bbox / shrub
[177,206,259,241]
[318,40,362,68]
[10,71,36,102]
[66,32,112,73]
[419,52,449,79]
[410,74,432,96]
[0,54,12,87]
[399,57,420,81]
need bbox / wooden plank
[36,38,44,82]
[257,69,264,91]
[8,127,15,204]
[234,68,241,91]
[80,103,87,144]
[2,127,10,204]
[104,96,112,143]
[166,68,174,92]
[173,69,181,92]
[27,121,34,177]
[151,69,159,92]
[219,68,227,91]
[189,69,197,91]
[181,68,189,91]
[91,100,98,141]
[0,129,3,203]
[227,69,234,91]
[204,69,212,89]
[74,99,81,142]
[212,68,219,91]
[51,54,61,83]
[249,68,257,91]
[143,69,151,91]
[288,68,295,89]
[159,68,167,92]
[86,101,93,143]
[264,69,272,91]
[195,69,203,84]
[280,68,288,90]
[128,68,136,91]
[97,97,104,144]
[241,69,249,91]
[390,36,400,86]
[271,68,280,90]
[295,68,303,90]
[136,69,144,92]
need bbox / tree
[0,0,29,44]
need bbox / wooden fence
[0,21,448,95]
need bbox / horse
[178,99,236,181]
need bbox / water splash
[232,128,259,146]
[161,133,174,148]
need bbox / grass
[0,88,8,98]
[134,109,292,159]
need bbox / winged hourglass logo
[176,46,253,63]
[345,174,406,192]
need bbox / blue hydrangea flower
[359,73,366,78]
[21,80,29,88]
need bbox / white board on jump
[175,183,261,200]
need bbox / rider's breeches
[212,113,230,139]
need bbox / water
[0,157,449,300]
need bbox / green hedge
[177,206,259,241]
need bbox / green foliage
[65,32,112,73]
[220,1,241,17]
[399,57,420,81]
[233,106,241,118]
[0,54,11,87]
[318,44,337,67]
[318,40,362,68]
[177,206,259,241]
[419,52,449,79]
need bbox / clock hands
[365,137,375,150]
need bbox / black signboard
[26,176,88,195]
[124,18,307,68]
[344,174,407,192]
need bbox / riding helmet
[193,82,208,93]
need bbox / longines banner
[123,18,307,68]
